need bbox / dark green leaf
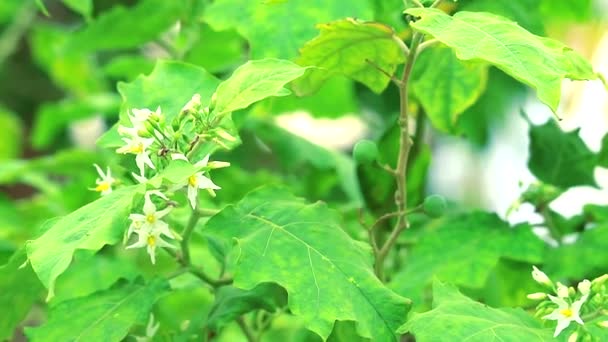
[398,280,553,341]
[411,46,487,132]
[528,118,598,188]
[26,279,169,342]
[207,283,287,330]
[0,106,22,159]
[294,19,404,94]
[62,0,92,19]
[0,249,45,341]
[204,186,410,340]
[184,24,245,73]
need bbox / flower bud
[526,292,547,300]
[567,332,578,342]
[207,161,231,169]
[137,129,153,138]
[216,129,237,142]
[578,279,591,295]
[556,282,569,298]
[209,92,217,110]
[598,321,608,328]
[532,266,553,287]
[592,274,608,287]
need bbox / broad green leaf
[32,94,120,149]
[544,224,608,279]
[62,0,92,19]
[0,106,22,160]
[66,0,183,52]
[0,249,44,341]
[212,59,305,117]
[411,46,487,132]
[204,187,410,340]
[598,133,608,168]
[398,280,553,341]
[26,279,169,342]
[294,19,404,95]
[390,212,545,309]
[26,185,144,299]
[102,55,155,81]
[405,8,596,111]
[207,283,287,330]
[204,0,373,59]
[528,119,598,188]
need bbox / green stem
[181,209,201,264]
[374,32,424,279]
[236,317,257,342]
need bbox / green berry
[353,140,378,164]
[423,195,447,218]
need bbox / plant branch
[374,32,424,279]
[417,38,439,55]
[237,317,257,342]
[181,209,201,264]
[431,0,444,8]
[410,0,425,7]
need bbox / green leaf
[294,18,404,95]
[598,133,608,168]
[212,59,306,117]
[411,45,487,132]
[102,55,155,81]
[184,24,245,73]
[26,279,169,342]
[0,106,22,160]
[528,118,598,188]
[204,187,410,340]
[459,0,545,35]
[26,185,144,300]
[67,0,184,52]
[389,212,545,308]
[544,224,608,279]
[405,8,596,112]
[204,0,373,59]
[398,280,553,341]
[0,249,45,341]
[62,0,92,19]
[207,283,287,330]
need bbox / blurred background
[0,0,607,259]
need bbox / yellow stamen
[560,308,573,318]
[188,175,197,187]
[130,142,144,154]
[147,235,156,246]
[146,214,156,224]
[95,182,110,192]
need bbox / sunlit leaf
[204,0,373,59]
[25,279,169,342]
[405,8,596,111]
[294,18,404,94]
[26,185,144,299]
[212,59,306,117]
[398,280,553,341]
[204,186,410,340]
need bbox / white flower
[543,294,587,337]
[127,228,176,264]
[129,107,160,129]
[578,279,591,295]
[127,191,174,240]
[171,154,222,209]
[556,282,569,298]
[135,314,160,342]
[181,94,201,113]
[116,136,156,176]
[532,266,552,286]
[89,164,115,196]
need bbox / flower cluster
[90,94,232,264]
[529,266,608,340]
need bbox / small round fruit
[353,140,378,164]
[423,194,447,218]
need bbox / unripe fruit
[423,194,447,218]
[353,140,378,164]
